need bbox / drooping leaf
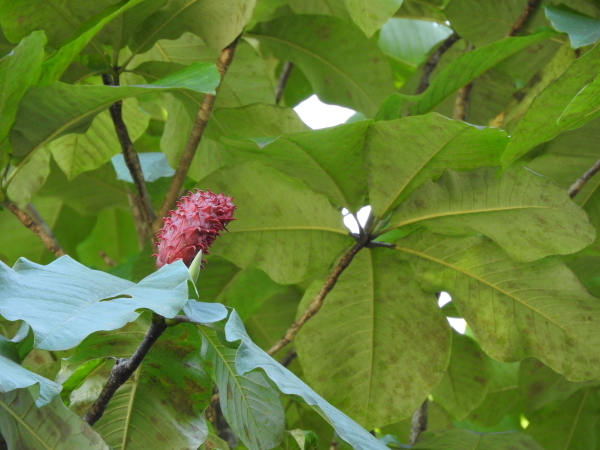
[545,5,600,49]
[394,230,600,381]
[0,256,190,350]
[61,320,211,449]
[288,0,403,37]
[0,354,61,406]
[224,311,389,450]
[251,15,395,116]
[295,249,451,429]
[200,326,285,450]
[128,0,254,55]
[365,113,507,218]
[50,98,149,180]
[412,428,544,449]
[0,389,110,449]
[201,162,353,284]
[388,166,595,262]
[432,332,492,420]
[502,43,600,166]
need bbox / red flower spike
[154,190,236,268]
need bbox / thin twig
[84,316,167,425]
[153,36,241,234]
[279,349,297,367]
[2,201,65,257]
[452,43,475,121]
[416,33,461,95]
[275,61,294,105]
[409,399,428,445]
[508,0,542,37]
[267,238,369,356]
[126,189,148,247]
[569,159,600,198]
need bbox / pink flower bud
[154,190,236,268]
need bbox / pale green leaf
[224,311,389,450]
[365,113,506,218]
[389,166,595,262]
[0,389,110,449]
[112,152,174,182]
[0,354,60,406]
[0,256,190,350]
[432,333,491,420]
[201,162,353,284]
[251,15,395,116]
[200,327,285,450]
[394,230,600,380]
[546,5,600,49]
[295,249,451,429]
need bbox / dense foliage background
[1,0,600,449]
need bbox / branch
[416,32,461,95]
[452,43,475,121]
[267,239,368,356]
[508,0,542,37]
[279,348,297,367]
[2,200,65,257]
[569,159,600,198]
[153,35,241,233]
[409,399,428,445]
[84,316,167,425]
[275,61,294,105]
[102,73,156,231]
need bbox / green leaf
[9,62,219,174]
[224,311,389,450]
[389,166,595,262]
[502,43,600,167]
[201,162,353,284]
[50,98,149,180]
[234,121,370,212]
[394,230,600,381]
[412,428,544,449]
[6,147,51,207]
[444,0,529,47]
[0,389,110,449]
[0,31,46,155]
[526,387,600,450]
[200,327,285,450]
[61,320,211,449]
[0,256,190,350]
[365,113,507,218]
[251,15,395,116]
[288,0,403,37]
[295,249,450,429]
[128,0,254,56]
[59,357,105,406]
[432,333,491,420]
[545,5,600,49]
[283,429,319,450]
[409,29,556,115]
[0,354,61,406]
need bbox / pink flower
[154,190,236,268]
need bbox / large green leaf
[200,327,285,450]
[128,0,254,56]
[432,333,491,420]
[64,320,210,449]
[6,147,50,207]
[389,166,595,262]
[0,355,60,406]
[49,98,149,179]
[502,43,600,166]
[251,15,395,116]
[526,387,600,450]
[365,113,507,218]
[394,230,600,381]
[0,388,109,449]
[224,311,389,450]
[288,0,403,37]
[295,249,451,429]
[201,162,353,284]
[0,256,190,350]
[8,62,219,175]
[412,428,544,449]
[0,31,45,157]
